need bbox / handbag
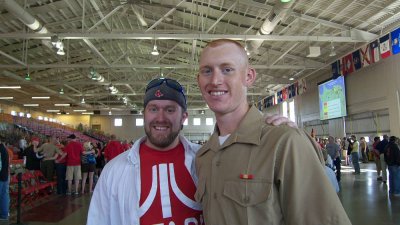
[87,154,96,164]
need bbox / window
[183,118,188,126]
[289,100,296,122]
[282,101,288,117]
[136,118,144,126]
[114,118,122,127]
[193,118,201,126]
[11,111,17,116]
[206,118,214,126]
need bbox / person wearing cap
[195,39,351,225]
[64,134,85,195]
[87,77,294,225]
[22,137,43,171]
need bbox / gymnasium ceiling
[0,0,399,115]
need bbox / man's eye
[222,67,234,74]
[149,107,158,112]
[200,68,211,75]
[166,108,176,113]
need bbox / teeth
[155,126,167,130]
[210,91,225,96]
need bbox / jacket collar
[198,106,263,156]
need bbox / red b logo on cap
[155,90,163,98]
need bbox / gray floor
[6,162,400,225]
[339,162,399,225]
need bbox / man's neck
[215,105,250,136]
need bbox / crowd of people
[314,134,400,197]
[0,130,132,222]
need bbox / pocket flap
[223,180,271,207]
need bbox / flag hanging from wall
[263,98,268,109]
[297,78,307,95]
[391,27,400,55]
[370,40,380,63]
[342,53,354,75]
[282,87,288,101]
[331,60,341,79]
[288,84,296,98]
[379,34,391,59]
[360,44,371,67]
[352,50,362,71]
[277,90,283,103]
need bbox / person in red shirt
[64,134,86,195]
[103,134,124,163]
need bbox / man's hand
[265,114,297,128]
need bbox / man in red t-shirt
[64,134,84,195]
[87,78,297,225]
[104,134,124,163]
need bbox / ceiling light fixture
[0,86,21,89]
[59,88,64,94]
[329,42,336,57]
[57,47,65,56]
[54,103,70,106]
[25,73,31,81]
[151,44,159,56]
[81,97,85,104]
[244,40,250,56]
[46,109,60,112]
[23,104,39,107]
[108,110,112,115]
[32,96,50,99]
[0,97,13,100]
[51,35,59,46]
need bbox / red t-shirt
[104,140,124,161]
[139,142,202,225]
[64,141,84,166]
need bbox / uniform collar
[198,106,263,156]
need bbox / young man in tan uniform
[195,39,352,225]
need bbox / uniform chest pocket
[223,180,272,207]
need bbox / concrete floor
[5,162,400,225]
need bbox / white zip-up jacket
[87,135,201,225]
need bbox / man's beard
[144,125,180,149]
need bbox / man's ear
[245,67,257,87]
[181,111,189,130]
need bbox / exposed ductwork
[248,0,296,54]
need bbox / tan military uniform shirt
[37,143,61,159]
[195,106,351,225]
